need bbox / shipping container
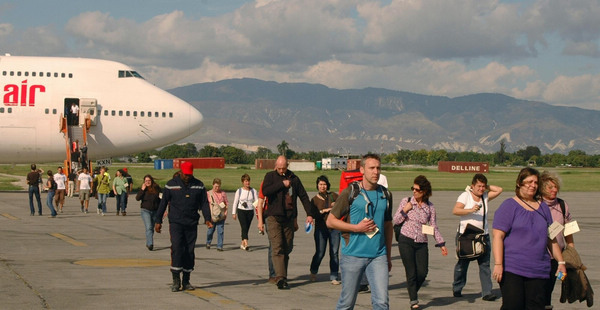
[347,159,361,171]
[289,160,315,171]
[153,159,174,170]
[438,161,489,173]
[255,159,276,170]
[173,157,225,169]
[321,157,347,170]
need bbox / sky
[1,0,599,110]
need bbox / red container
[255,159,276,170]
[347,159,361,171]
[438,161,489,173]
[173,157,225,169]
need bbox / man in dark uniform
[26,164,43,216]
[155,162,211,292]
[262,155,312,290]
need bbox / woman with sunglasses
[393,175,448,309]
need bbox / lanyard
[518,197,548,224]
[359,184,379,219]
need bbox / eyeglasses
[410,186,422,192]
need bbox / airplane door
[80,98,98,126]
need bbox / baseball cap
[181,162,193,175]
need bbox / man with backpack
[327,154,393,310]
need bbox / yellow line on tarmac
[1,213,19,220]
[50,233,88,247]
[186,289,218,298]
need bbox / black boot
[171,271,181,292]
[182,272,195,291]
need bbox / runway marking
[73,258,170,267]
[1,213,19,220]
[50,233,87,247]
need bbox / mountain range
[169,78,600,155]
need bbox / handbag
[210,192,226,222]
[456,198,487,260]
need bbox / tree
[277,140,289,156]
[495,139,506,164]
[198,145,220,158]
[255,147,274,159]
[219,146,249,164]
[136,152,152,163]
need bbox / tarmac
[0,190,597,310]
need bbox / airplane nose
[188,105,204,134]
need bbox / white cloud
[5,0,598,111]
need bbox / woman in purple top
[492,167,567,310]
[393,175,448,309]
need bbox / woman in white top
[232,174,258,251]
[451,173,502,301]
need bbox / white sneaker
[97,209,100,214]
[331,279,341,285]
[102,212,105,216]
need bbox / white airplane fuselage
[0,55,203,164]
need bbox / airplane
[0,54,203,166]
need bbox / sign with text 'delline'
[438,161,489,173]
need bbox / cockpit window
[118,70,145,79]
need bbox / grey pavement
[1,190,597,309]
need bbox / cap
[123,167,128,172]
[181,162,193,175]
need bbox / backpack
[393,197,410,242]
[344,181,391,221]
[209,192,226,222]
[557,197,566,219]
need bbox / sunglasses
[410,186,422,192]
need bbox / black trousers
[237,209,254,240]
[500,271,546,310]
[398,234,429,303]
[169,222,198,272]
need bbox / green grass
[2,163,599,192]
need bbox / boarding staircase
[59,114,91,174]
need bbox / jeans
[310,225,340,281]
[97,193,108,213]
[28,185,43,215]
[336,254,389,310]
[45,190,57,216]
[115,193,125,212]
[398,234,429,305]
[206,220,225,249]
[452,234,492,296]
[141,209,156,246]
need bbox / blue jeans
[28,185,43,215]
[310,226,340,280]
[97,193,108,213]
[46,190,57,216]
[140,209,156,246]
[206,220,225,248]
[115,193,125,212]
[336,254,389,310]
[452,234,492,296]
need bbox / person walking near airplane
[94,167,111,216]
[326,154,394,309]
[155,162,211,292]
[77,167,93,213]
[122,168,133,215]
[112,169,129,216]
[261,155,312,290]
[44,170,58,218]
[53,167,67,213]
[26,164,43,216]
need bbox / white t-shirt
[78,173,93,190]
[456,191,489,234]
[54,173,67,190]
[377,174,388,188]
[232,187,258,215]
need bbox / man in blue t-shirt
[327,154,393,310]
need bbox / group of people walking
[28,156,580,309]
